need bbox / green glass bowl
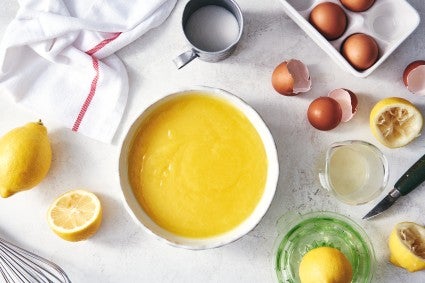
[274,211,375,283]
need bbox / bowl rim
[118,86,279,250]
[273,211,376,282]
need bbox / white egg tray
[279,0,420,77]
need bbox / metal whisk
[0,237,71,283]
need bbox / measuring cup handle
[173,49,198,69]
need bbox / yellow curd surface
[128,93,267,238]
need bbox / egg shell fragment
[328,88,358,122]
[403,61,425,96]
[271,59,311,96]
[287,59,312,94]
[272,62,294,95]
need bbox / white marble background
[1,0,425,282]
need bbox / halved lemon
[299,247,353,283]
[370,97,423,148]
[47,190,102,242]
[389,222,425,272]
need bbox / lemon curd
[128,93,268,238]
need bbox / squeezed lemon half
[370,97,423,148]
[389,222,425,272]
[47,190,102,242]
[299,246,353,283]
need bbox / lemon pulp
[370,97,423,148]
[128,93,268,238]
[389,222,425,272]
[47,189,102,242]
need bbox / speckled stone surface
[1,1,425,282]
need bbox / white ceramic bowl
[118,86,279,249]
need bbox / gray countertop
[1,0,425,282]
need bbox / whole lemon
[299,246,353,283]
[0,120,52,198]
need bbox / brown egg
[309,2,347,40]
[307,97,342,131]
[341,33,379,71]
[340,0,375,12]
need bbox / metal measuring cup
[173,0,243,69]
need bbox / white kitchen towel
[0,0,177,143]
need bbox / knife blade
[363,153,425,220]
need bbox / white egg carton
[279,0,420,77]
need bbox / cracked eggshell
[403,60,425,96]
[272,59,312,96]
[328,88,358,122]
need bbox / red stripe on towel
[86,32,122,56]
[72,57,99,132]
[72,32,121,132]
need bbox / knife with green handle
[363,153,425,220]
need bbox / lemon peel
[389,222,425,272]
[47,190,102,242]
[0,120,52,198]
[370,97,423,148]
[299,246,353,283]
